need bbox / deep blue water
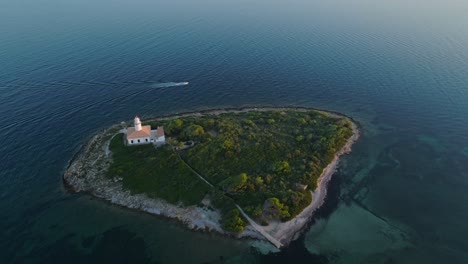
[1,0,468,263]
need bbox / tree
[264,197,290,220]
[245,205,263,218]
[244,119,256,127]
[221,209,245,232]
[203,118,216,128]
[255,176,264,186]
[298,118,307,125]
[220,173,249,193]
[182,124,205,139]
[223,139,235,149]
[274,161,290,174]
[166,119,184,135]
[173,119,184,128]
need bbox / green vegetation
[107,134,210,205]
[107,109,353,231]
[208,189,245,232]
[221,209,245,232]
[155,110,352,225]
[219,173,249,194]
[264,197,291,220]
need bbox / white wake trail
[151,82,189,88]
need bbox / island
[64,107,359,248]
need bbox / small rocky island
[64,107,359,248]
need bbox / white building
[126,116,165,145]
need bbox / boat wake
[151,82,189,88]
[3,81,190,131]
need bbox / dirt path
[235,205,284,248]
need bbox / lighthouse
[134,116,142,131]
[125,115,165,145]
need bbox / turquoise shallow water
[1,0,468,263]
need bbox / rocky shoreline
[63,107,359,247]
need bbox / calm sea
[1,0,468,263]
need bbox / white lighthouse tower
[134,116,142,131]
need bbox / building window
[145,138,148,142]
[138,139,140,143]
[131,140,133,144]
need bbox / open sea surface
[1,0,468,263]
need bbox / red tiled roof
[157,126,165,137]
[127,126,151,139]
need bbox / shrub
[264,197,290,220]
[219,173,248,193]
[274,161,290,174]
[220,209,245,233]
[181,124,205,140]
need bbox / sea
[1,0,468,263]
